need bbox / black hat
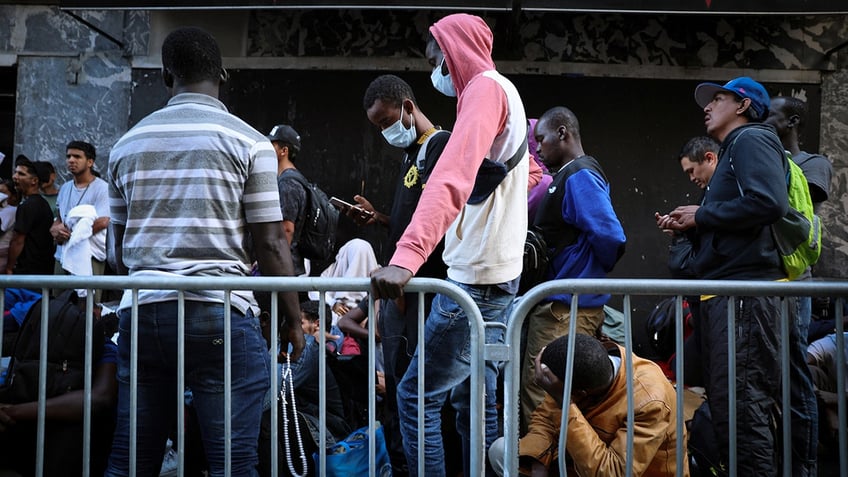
[266,124,301,153]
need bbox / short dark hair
[0,178,18,201]
[678,136,719,164]
[14,155,37,177]
[300,300,332,331]
[161,27,223,85]
[539,106,581,141]
[774,96,808,135]
[66,140,96,160]
[363,74,416,111]
[33,161,54,184]
[540,334,612,391]
[734,94,764,122]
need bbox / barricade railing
[0,275,485,477]
[504,278,848,477]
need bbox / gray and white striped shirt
[108,93,282,313]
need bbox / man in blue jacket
[658,77,813,476]
[521,106,626,430]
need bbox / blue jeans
[790,296,818,476]
[105,301,270,477]
[396,280,514,477]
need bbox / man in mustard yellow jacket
[490,334,688,476]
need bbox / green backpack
[772,155,822,279]
[729,131,822,280]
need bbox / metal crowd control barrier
[0,275,486,477]
[503,278,848,477]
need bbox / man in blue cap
[657,77,814,476]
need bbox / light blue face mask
[431,57,457,97]
[381,103,417,148]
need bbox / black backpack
[0,290,104,403]
[519,156,614,295]
[289,172,339,262]
[645,296,691,361]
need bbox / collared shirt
[108,92,282,313]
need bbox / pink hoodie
[390,14,530,283]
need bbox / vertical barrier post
[623,294,635,477]
[556,294,580,477]
[223,293,233,475]
[177,293,186,477]
[674,295,685,477]
[83,292,94,477]
[835,298,846,474]
[270,293,279,477]
[780,298,792,476]
[35,289,49,477]
[727,297,736,477]
[130,290,139,477]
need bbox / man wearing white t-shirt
[49,140,110,299]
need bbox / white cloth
[308,238,380,324]
[62,204,97,278]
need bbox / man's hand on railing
[370,265,413,300]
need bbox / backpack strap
[533,155,607,254]
[503,134,528,174]
[727,128,789,197]
[283,169,312,245]
[415,129,448,172]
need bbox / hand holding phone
[330,196,355,211]
[331,197,374,219]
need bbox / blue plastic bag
[314,422,392,477]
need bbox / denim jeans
[105,301,270,477]
[396,279,514,477]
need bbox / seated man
[490,334,687,477]
[300,299,343,354]
[0,301,118,477]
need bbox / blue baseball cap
[694,76,770,120]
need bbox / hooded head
[428,14,496,97]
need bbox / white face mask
[431,57,457,97]
[0,192,7,205]
[381,103,417,148]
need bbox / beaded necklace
[280,353,308,477]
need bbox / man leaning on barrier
[105,27,304,477]
[370,12,537,477]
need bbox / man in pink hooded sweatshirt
[370,13,533,477]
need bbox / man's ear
[557,125,568,141]
[162,68,174,88]
[737,97,752,116]
[402,98,415,115]
[704,151,718,164]
[788,114,801,129]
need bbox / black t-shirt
[277,168,309,276]
[792,151,832,205]
[388,131,450,279]
[13,194,55,275]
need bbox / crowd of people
[0,11,843,477]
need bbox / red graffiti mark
[705,0,712,7]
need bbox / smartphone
[330,197,374,218]
[329,196,355,210]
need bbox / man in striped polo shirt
[105,27,304,477]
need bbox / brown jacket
[518,343,689,476]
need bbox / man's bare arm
[249,220,305,360]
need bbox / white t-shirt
[55,177,109,262]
